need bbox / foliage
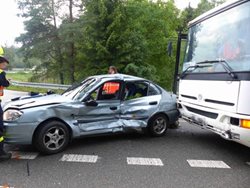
[179,0,226,32]
[75,0,179,89]
[9,0,226,91]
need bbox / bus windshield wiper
[196,59,237,79]
[180,64,211,79]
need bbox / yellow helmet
[0,46,4,57]
[0,46,9,63]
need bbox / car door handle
[110,106,118,110]
[149,101,158,105]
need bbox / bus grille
[186,106,218,119]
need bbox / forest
[4,0,225,90]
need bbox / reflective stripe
[0,86,3,96]
[103,82,120,94]
[0,136,4,142]
[0,69,4,96]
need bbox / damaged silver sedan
[3,74,179,154]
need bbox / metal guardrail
[11,80,71,90]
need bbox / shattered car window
[148,83,161,96]
[62,78,98,100]
[98,82,121,100]
[123,82,148,100]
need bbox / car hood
[3,94,73,110]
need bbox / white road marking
[11,151,39,160]
[187,160,230,169]
[60,154,98,163]
[127,157,164,166]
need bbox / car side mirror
[83,95,98,106]
[85,100,98,107]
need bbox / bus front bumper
[179,101,250,148]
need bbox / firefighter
[0,53,11,161]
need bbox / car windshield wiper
[196,59,237,80]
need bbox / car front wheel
[148,114,168,137]
[34,121,70,154]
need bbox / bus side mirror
[167,41,173,57]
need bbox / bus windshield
[183,1,250,73]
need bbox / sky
[0,0,200,47]
[0,0,25,46]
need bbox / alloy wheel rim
[153,117,167,134]
[43,126,66,150]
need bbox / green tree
[77,0,179,89]
[179,0,226,32]
[14,0,191,90]
[16,0,82,84]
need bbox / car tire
[34,121,70,155]
[148,114,168,137]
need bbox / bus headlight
[240,119,250,129]
[3,109,23,121]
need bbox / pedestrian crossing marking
[11,151,39,160]
[187,160,230,168]
[0,185,14,188]
[127,157,164,166]
[60,154,98,163]
[7,151,236,170]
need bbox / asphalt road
[0,91,250,188]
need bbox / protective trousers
[0,104,4,154]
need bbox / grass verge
[7,85,64,94]
[7,72,33,82]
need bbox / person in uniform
[0,48,11,161]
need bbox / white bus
[178,0,250,147]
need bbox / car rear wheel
[34,121,70,154]
[148,114,168,137]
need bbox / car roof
[89,74,146,82]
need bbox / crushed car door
[76,80,123,135]
[120,81,162,129]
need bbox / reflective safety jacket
[0,69,9,97]
[103,82,120,94]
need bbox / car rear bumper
[167,109,180,124]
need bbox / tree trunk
[52,0,64,84]
[69,0,75,83]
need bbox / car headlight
[3,109,23,121]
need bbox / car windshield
[183,1,250,73]
[62,78,99,100]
